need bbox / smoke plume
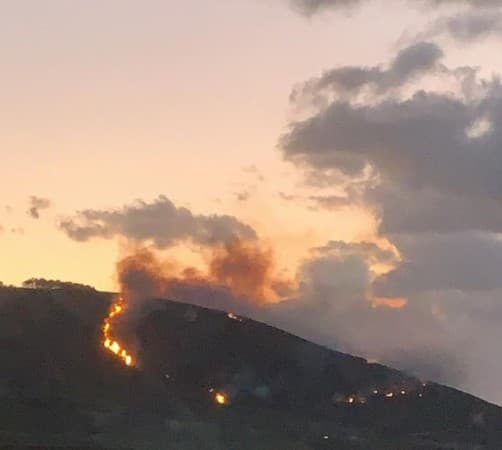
[116,240,294,313]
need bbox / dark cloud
[277,41,502,403]
[282,48,502,233]
[292,0,502,16]
[374,232,502,296]
[283,88,502,199]
[369,184,502,234]
[313,240,398,265]
[59,195,257,248]
[422,9,502,42]
[308,194,351,209]
[290,0,361,15]
[27,196,52,219]
[291,42,443,101]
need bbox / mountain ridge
[1,285,501,449]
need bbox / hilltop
[0,285,501,449]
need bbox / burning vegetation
[102,297,134,367]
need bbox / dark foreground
[1,286,501,449]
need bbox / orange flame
[102,297,134,367]
[214,392,228,405]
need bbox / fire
[102,297,134,367]
[227,312,243,322]
[373,297,408,309]
[214,392,228,405]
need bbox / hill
[0,286,501,449]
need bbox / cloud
[374,232,502,296]
[27,196,52,219]
[291,0,502,16]
[59,195,257,248]
[308,194,352,209]
[290,0,361,15]
[282,44,502,234]
[263,240,502,399]
[276,41,502,403]
[421,9,502,42]
[264,241,463,385]
[291,42,444,101]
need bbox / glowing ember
[227,312,243,322]
[102,297,134,367]
[215,392,228,405]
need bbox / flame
[102,297,134,367]
[227,312,243,322]
[373,297,408,309]
[214,392,228,405]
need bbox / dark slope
[1,286,501,449]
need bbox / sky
[3,0,502,404]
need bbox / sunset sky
[3,0,502,404]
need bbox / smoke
[111,238,472,397]
[209,240,295,304]
[116,239,294,312]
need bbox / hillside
[1,286,501,449]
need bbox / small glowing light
[386,392,394,398]
[372,390,379,395]
[323,435,329,440]
[401,390,406,395]
[215,392,228,405]
[348,397,355,404]
[227,312,242,322]
[419,393,423,398]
